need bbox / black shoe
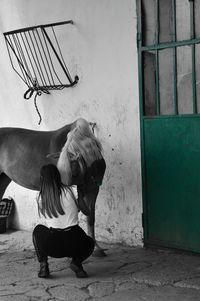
[70,260,88,278]
[38,262,50,278]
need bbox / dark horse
[0,118,106,256]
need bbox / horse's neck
[51,122,76,150]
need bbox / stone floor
[1,230,200,300]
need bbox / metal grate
[4,20,79,95]
[3,20,79,124]
[138,0,200,117]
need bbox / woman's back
[44,188,78,229]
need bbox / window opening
[3,20,79,124]
[138,0,200,117]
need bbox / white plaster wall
[0,0,143,246]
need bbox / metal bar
[30,30,48,86]
[12,34,28,84]
[190,0,197,113]
[3,20,73,36]
[137,0,144,116]
[28,30,47,86]
[42,20,73,28]
[155,0,160,115]
[33,29,52,85]
[141,37,200,51]
[52,27,72,82]
[155,51,160,115]
[155,0,160,45]
[15,34,33,85]
[5,36,29,85]
[172,0,178,114]
[24,32,44,84]
[41,29,63,85]
[12,34,31,85]
[31,83,77,90]
[25,31,43,85]
[35,28,55,85]
[143,113,200,120]
[191,44,197,113]
[190,0,195,38]
[136,0,149,243]
[21,32,37,80]
[42,27,73,84]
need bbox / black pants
[32,224,94,263]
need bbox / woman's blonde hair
[57,118,103,185]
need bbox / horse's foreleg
[78,185,106,257]
[86,203,106,257]
[0,173,12,200]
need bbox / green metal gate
[138,0,200,252]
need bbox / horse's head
[76,158,106,216]
[49,119,106,216]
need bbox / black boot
[38,261,50,278]
[32,233,50,278]
[70,259,88,278]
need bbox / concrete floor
[0,230,200,300]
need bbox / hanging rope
[24,79,50,125]
[34,91,42,125]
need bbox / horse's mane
[57,118,103,185]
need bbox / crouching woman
[32,164,94,278]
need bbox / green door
[138,0,200,252]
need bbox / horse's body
[0,119,106,256]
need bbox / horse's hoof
[92,249,107,257]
